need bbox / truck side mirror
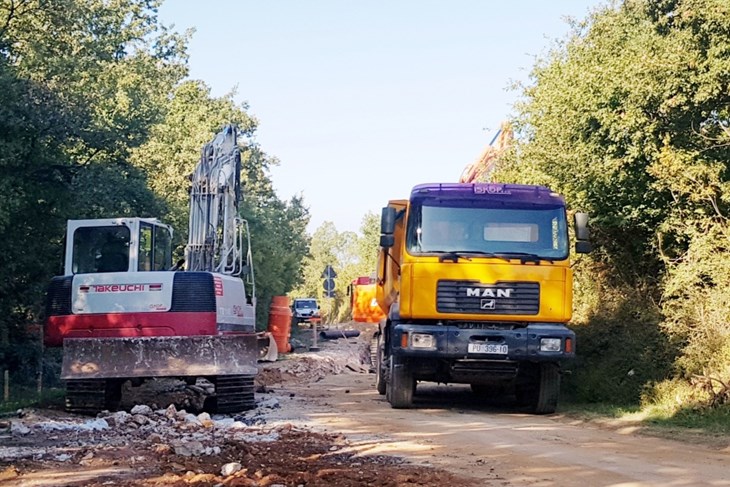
[380,234,395,248]
[574,212,590,241]
[381,207,396,235]
[380,206,396,248]
[574,212,591,253]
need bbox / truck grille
[436,280,539,315]
[452,321,525,330]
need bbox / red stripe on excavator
[44,312,217,347]
[214,276,224,296]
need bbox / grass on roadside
[0,387,64,413]
[560,399,730,439]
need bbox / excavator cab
[66,218,172,275]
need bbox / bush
[563,263,676,404]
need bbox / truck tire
[369,336,378,373]
[516,363,560,414]
[374,335,386,395]
[386,355,414,409]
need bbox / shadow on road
[396,383,534,415]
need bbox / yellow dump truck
[373,182,591,413]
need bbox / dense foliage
[495,0,730,410]
[0,0,309,394]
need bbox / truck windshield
[296,300,317,309]
[406,201,569,260]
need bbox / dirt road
[2,324,730,486]
[272,371,730,486]
[261,325,730,487]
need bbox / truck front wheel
[516,362,560,414]
[386,355,414,408]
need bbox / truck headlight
[540,338,562,352]
[410,333,435,349]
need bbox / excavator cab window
[72,226,131,274]
[138,222,172,271]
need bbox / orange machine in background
[349,276,386,323]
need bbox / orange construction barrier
[267,296,292,353]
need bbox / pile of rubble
[2,401,283,465]
[258,323,375,388]
[0,323,476,486]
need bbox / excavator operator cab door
[64,218,173,276]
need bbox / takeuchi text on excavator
[44,125,269,414]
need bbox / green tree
[292,222,343,320]
[0,0,187,388]
[495,0,730,405]
[353,212,381,278]
[292,213,382,323]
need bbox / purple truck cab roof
[410,183,565,207]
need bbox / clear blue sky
[158,1,605,234]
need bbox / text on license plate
[468,343,508,354]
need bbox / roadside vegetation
[494,0,730,426]
[289,213,380,323]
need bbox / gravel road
[1,323,729,486]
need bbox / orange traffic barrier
[267,296,292,354]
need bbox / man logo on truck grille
[481,299,496,310]
[466,287,513,298]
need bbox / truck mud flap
[62,335,259,380]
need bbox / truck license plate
[468,343,508,354]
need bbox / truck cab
[374,183,591,413]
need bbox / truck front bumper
[390,322,575,362]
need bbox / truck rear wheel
[374,335,386,395]
[386,355,414,408]
[369,336,378,373]
[516,363,560,414]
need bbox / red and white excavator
[44,125,270,414]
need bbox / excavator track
[65,379,122,415]
[206,374,256,414]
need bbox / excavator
[44,125,268,414]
